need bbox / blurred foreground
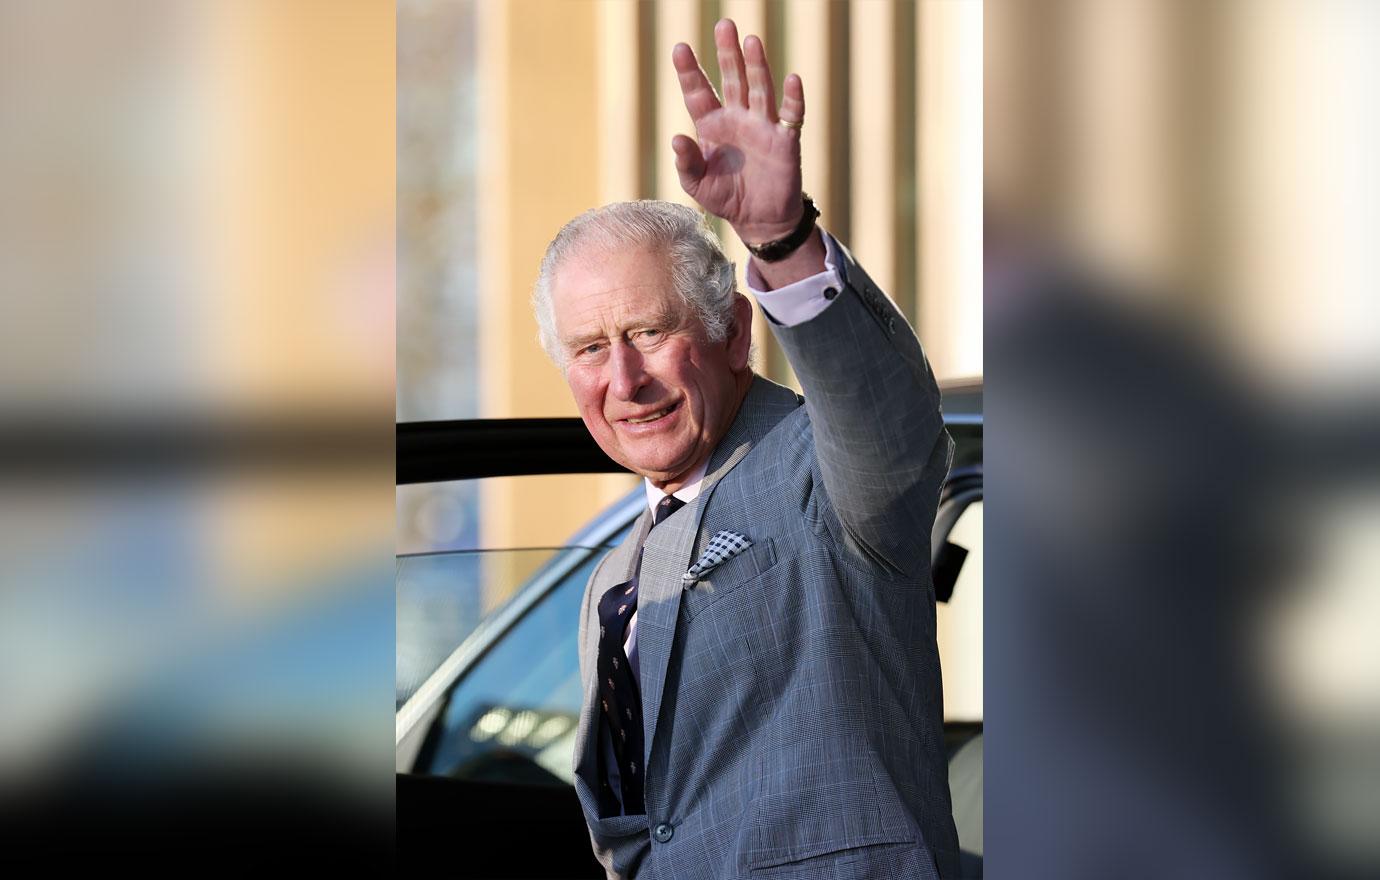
[0,0,393,864]
[987,1,1380,877]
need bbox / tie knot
[654,494,686,526]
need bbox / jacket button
[652,822,674,843]
[823,286,838,300]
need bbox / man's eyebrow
[561,308,683,349]
[626,305,683,334]
[563,330,608,350]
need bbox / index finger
[672,42,721,123]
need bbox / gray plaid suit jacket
[573,241,960,879]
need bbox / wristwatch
[745,193,820,262]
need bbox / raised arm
[674,20,953,578]
[773,241,954,578]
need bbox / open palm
[672,21,807,246]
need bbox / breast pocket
[680,537,778,621]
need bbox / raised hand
[672,19,806,248]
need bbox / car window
[398,546,570,709]
[405,517,638,784]
[398,474,642,556]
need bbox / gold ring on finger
[778,119,803,130]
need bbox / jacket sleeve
[766,236,954,579]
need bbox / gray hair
[532,200,739,367]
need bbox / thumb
[671,135,707,196]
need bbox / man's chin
[621,451,694,485]
[627,461,683,483]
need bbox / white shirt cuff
[745,229,845,327]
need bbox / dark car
[396,380,983,878]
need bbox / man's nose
[607,342,649,401]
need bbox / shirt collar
[643,458,709,513]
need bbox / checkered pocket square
[683,530,752,586]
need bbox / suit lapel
[601,509,653,596]
[637,375,802,762]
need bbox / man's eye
[637,329,661,340]
[579,342,604,356]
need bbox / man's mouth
[621,402,679,425]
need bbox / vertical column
[598,0,642,204]
[656,0,704,207]
[848,0,897,299]
[477,0,619,563]
[774,0,837,393]
[595,0,646,505]
[893,0,918,327]
[787,1,833,259]
[918,0,983,381]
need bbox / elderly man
[533,20,958,880]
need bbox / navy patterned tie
[596,493,684,815]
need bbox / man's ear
[726,293,753,372]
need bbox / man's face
[550,244,751,487]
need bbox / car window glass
[412,533,632,785]
[398,474,640,555]
[398,546,568,709]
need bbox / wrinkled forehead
[550,243,686,331]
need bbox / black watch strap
[745,194,820,262]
